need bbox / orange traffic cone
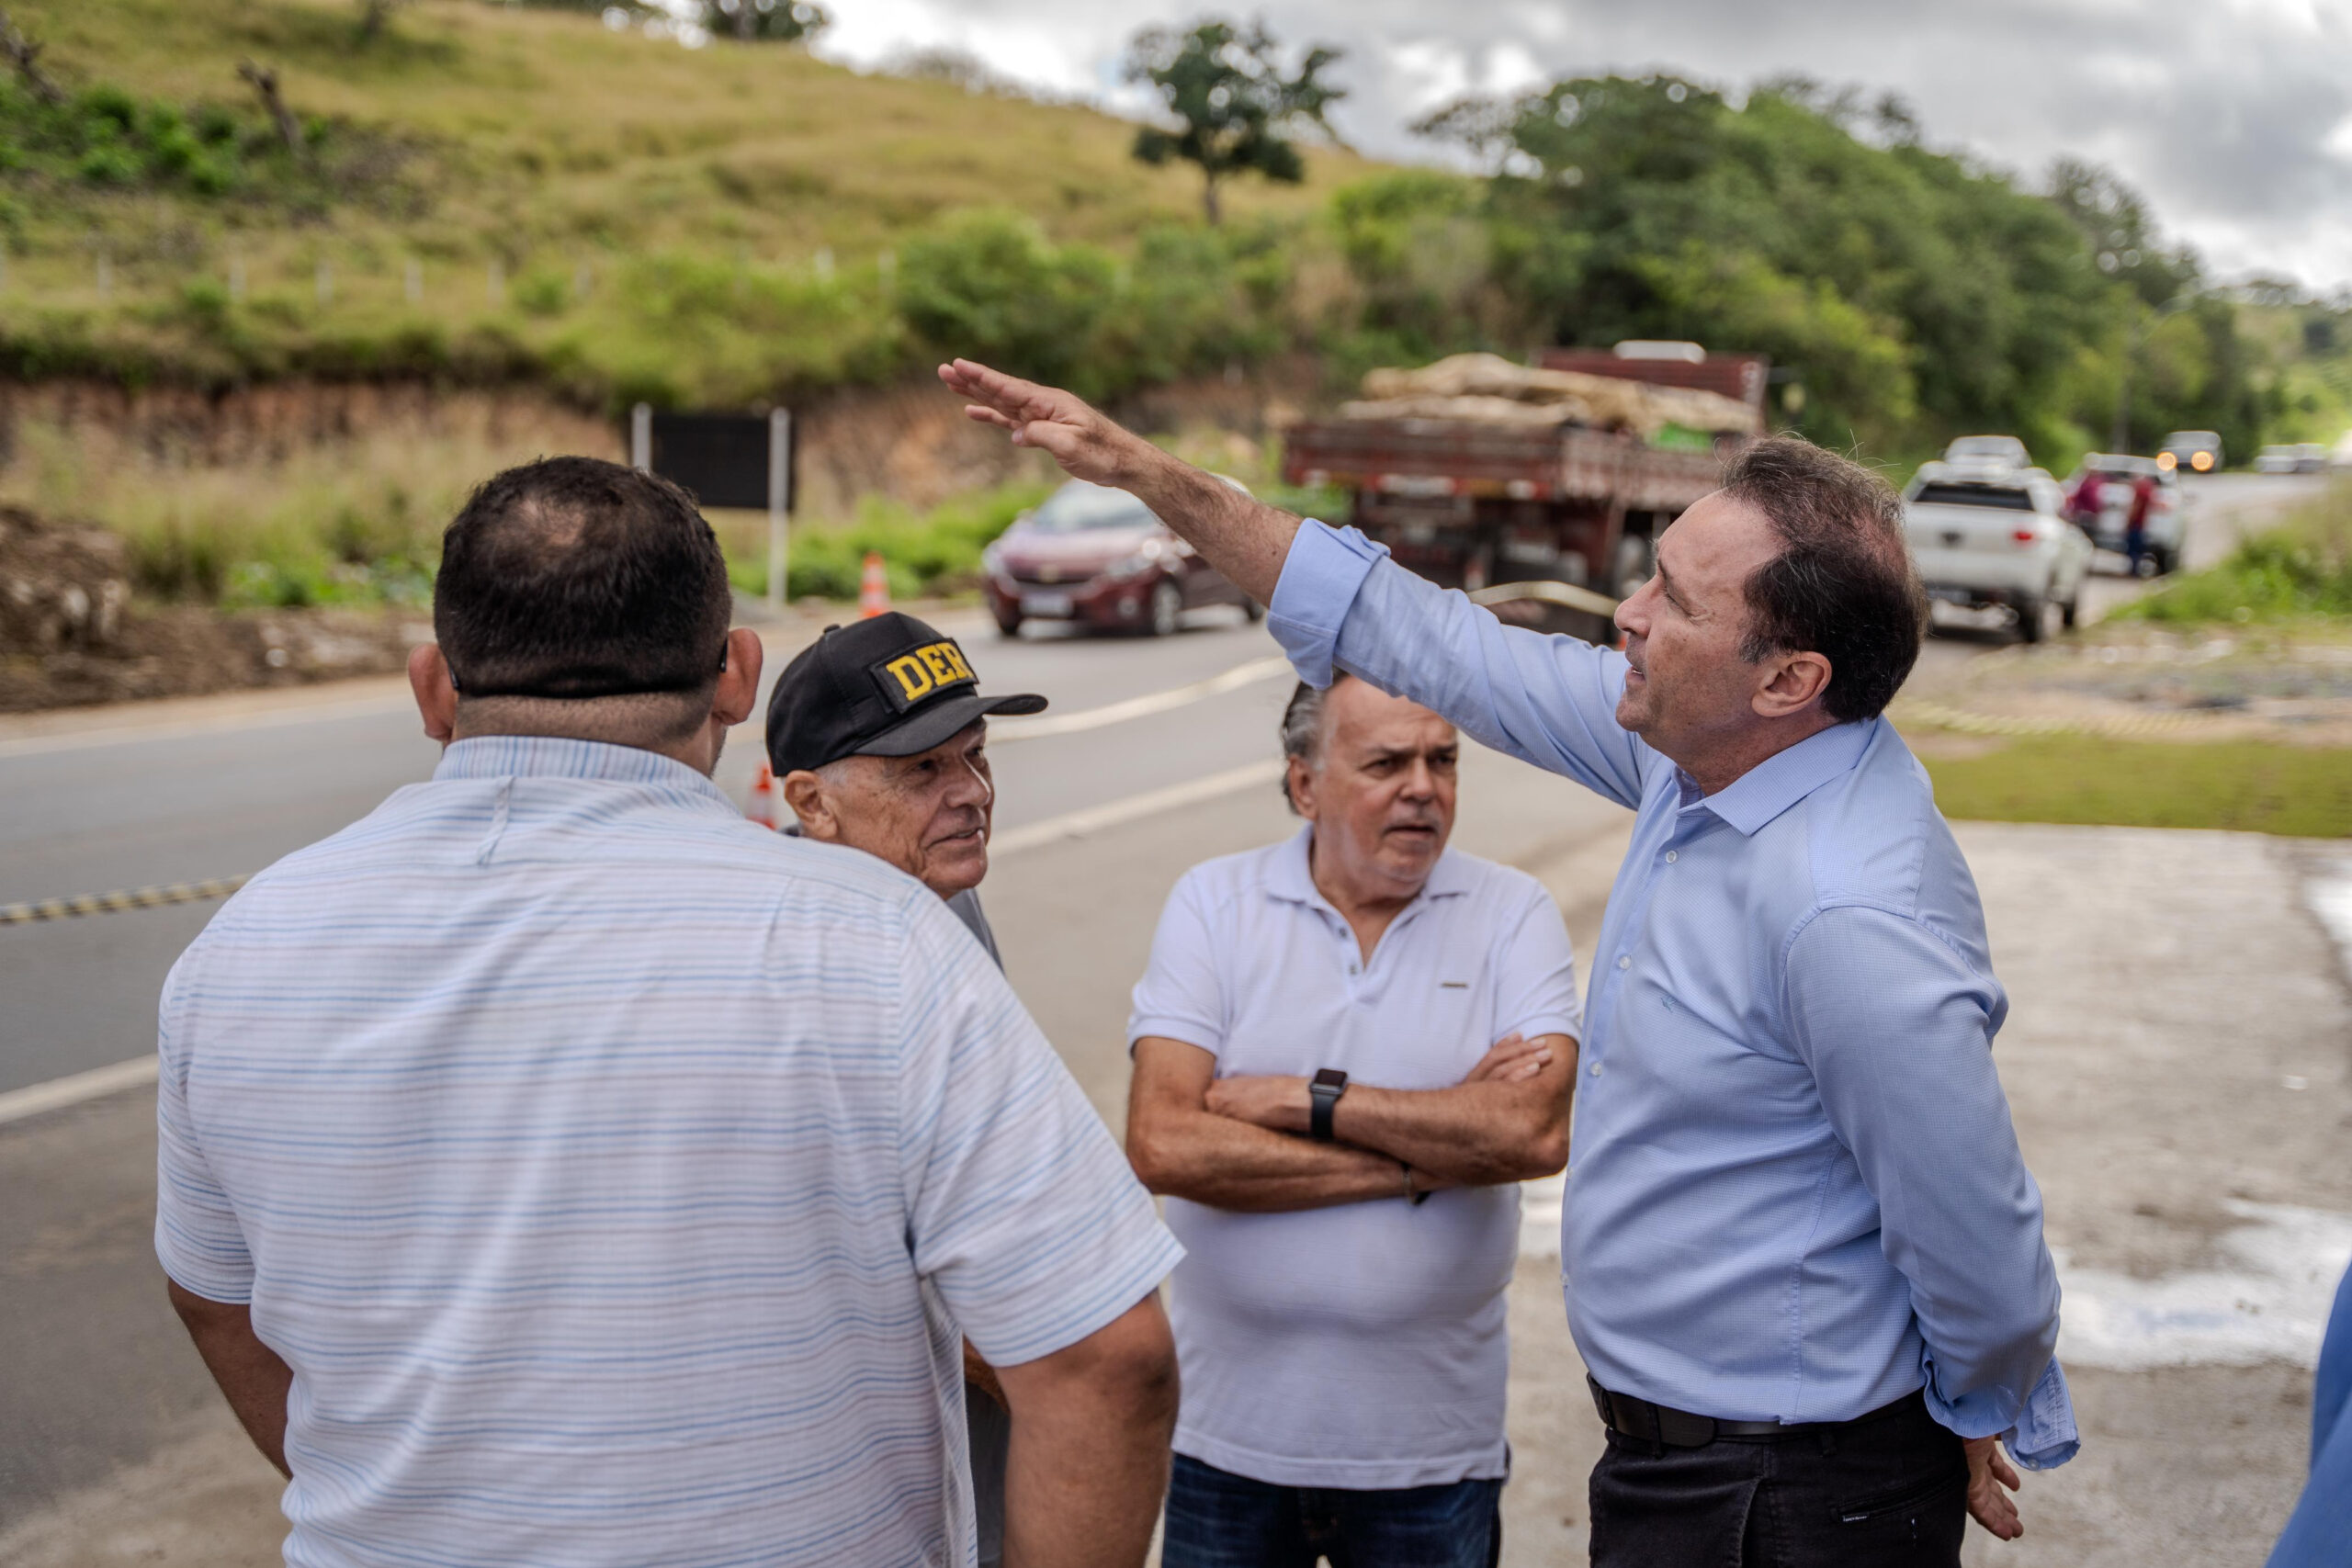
[747,761,777,829]
[858,552,889,619]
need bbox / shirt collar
[1685,719,1876,837]
[434,735,735,812]
[1266,822,1476,908]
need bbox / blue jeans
[1161,1453,1504,1568]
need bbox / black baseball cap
[764,612,1046,776]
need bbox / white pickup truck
[1902,463,2093,644]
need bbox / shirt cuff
[2004,1358,2081,1471]
[1125,1017,1224,1057]
[1267,521,1388,689]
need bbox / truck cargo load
[1282,344,1766,642]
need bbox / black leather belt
[1588,1376,1923,1450]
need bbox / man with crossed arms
[943,357,2077,1565]
[1127,671,1580,1566]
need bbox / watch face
[1312,1068,1349,1090]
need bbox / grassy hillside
[0,0,1374,402]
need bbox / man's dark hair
[1721,435,1928,724]
[435,457,732,704]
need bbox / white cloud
[808,0,2352,288]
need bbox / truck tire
[1242,596,1264,623]
[2153,544,2178,577]
[2060,592,2079,630]
[2014,592,2046,644]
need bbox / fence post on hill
[630,404,652,472]
[767,408,793,611]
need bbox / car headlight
[980,543,1005,576]
[1108,549,1160,580]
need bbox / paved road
[0,604,1295,1098]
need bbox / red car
[980,478,1261,637]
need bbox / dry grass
[0,393,616,602]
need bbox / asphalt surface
[1,468,2339,1562]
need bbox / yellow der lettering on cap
[920,644,961,685]
[886,654,934,704]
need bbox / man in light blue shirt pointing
[942,358,2077,1564]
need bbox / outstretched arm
[941,359,1300,605]
[1208,1033,1575,1186]
[941,358,1656,807]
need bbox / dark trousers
[1162,1452,1504,1568]
[1588,1392,1966,1568]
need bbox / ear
[1285,755,1319,820]
[780,770,836,840]
[408,644,458,743]
[711,627,764,729]
[1753,649,1832,720]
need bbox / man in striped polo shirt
[156,457,1183,1568]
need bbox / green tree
[703,0,829,44]
[1415,73,2127,457]
[1124,18,1344,226]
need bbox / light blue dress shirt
[1268,521,2078,1467]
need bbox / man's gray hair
[1278,675,1347,813]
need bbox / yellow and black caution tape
[2,874,251,927]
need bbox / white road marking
[991,760,1283,855]
[2057,1202,2352,1371]
[0,1055,159,1127]
[0,758,1285,1123]
[989,656,1291,743]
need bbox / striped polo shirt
[155,735,1181,1568]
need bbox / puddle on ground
[2057,1201,2352,1371]
[1521,1181,2351,1373]
[2307,855,2352,987]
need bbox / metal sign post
[767,409,792,611]
[630,403,652,471]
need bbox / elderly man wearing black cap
[766,609,1049,1568]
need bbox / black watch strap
[1308,1068,1349,1142]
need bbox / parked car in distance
[2248,442,2324,472]
[1942,434,2032,469]
[980,477,1261,637]
[2334,431,2352,471]
[2063,453,2183,575]
[2158,430,2223,473]
[1904,462,2093,643]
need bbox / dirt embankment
[0,506,427,712]
[0,369,1312,712]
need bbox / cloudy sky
[804,0,2352,292]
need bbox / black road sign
[646,412,794,512]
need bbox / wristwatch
[1308,1067,1350,1143]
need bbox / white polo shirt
[1127,827,1581,1489]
